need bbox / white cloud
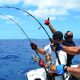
[27,8,68,20]
[0,0,80,20]
[23,0,38,6]
[49,16,56,20]
[0,14,21,25]
[0,0,22,5]
[0,14,15,25]
[23,0,80,9]
[23,0,80,20]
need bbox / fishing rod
[0,6,53,43]
[0,13,51,80]
[55,51,65,80]
[0,6,64,80]
[0,13,42,60]
[0,7,64,80]
[0,14,31,43]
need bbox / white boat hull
[26,68,46,80]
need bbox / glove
[30,43,37,50]
[39,59,45,67]
[44,18,50,25]
[56,65,67,75]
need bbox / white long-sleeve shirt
[44,44,68,80]
[44,44,67,65]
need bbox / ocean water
[0,39,80,80]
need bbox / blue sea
[0,39,80,80]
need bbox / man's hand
[50,64,56,72]
[44,18,50,25]
[30,43,37,50]
[56,65,67,75]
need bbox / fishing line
[0,6,53,66]
[0,7,64,80]
[0,6,53,43]
[0,14,47,79]
[0,13,41,59]
[0,14,31,43]
[0,6,53,60]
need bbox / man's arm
[67,66,80,74]
[62,45,80,55]
[52,42,80,55]
[50,64,80,78]
[30,43,46,55]
[48,24,56,34]
[37,48,46,55]
[67,66,80,78]
[45,18,56,34]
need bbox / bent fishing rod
[0,13,42,59]
[0,6,53,43]
[0,14,52,79]
[0,7,64,80]
[0,14,31,43]
[0,7,65,80]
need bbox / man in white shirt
[30,31,68,80]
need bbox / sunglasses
[53,38,59,41]
[66,35,73,39]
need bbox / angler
[30,31,68,80]
[44,18,78,80]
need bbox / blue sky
[0,0,80,39]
